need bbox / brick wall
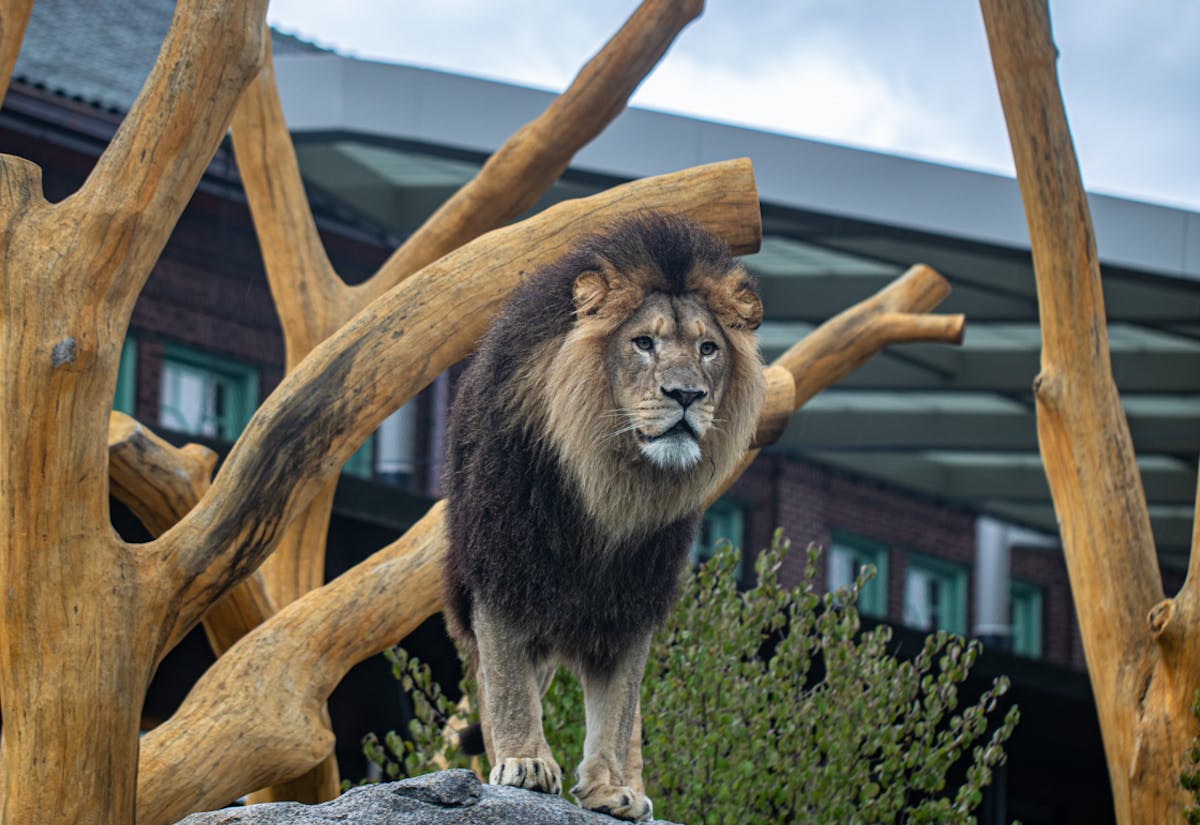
[731,451,1087,671]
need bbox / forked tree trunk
[981,2,1198,821]
[0,2,269,821]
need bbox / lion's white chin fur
[638,432,702,471]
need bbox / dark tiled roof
[12,0,328,113]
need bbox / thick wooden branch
[981,2,1174,822]
[712,263,963,505]
[229,44,348,367]
[776,263,963,410]
[132,260,962,818]
[147,159,759,653]
[108,412,216,536]
[0,0,33,103]
[67,0,266,310]
[360,0,706,306]
[136,503,446,825]
[107,412,276,655]
[0,3,272,820]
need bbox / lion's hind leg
[473,606,562,795]
[571,633,653,822]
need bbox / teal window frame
[828,531,889,618]
[903,553,968,635]
[158,344,259,441]
[1010,580,1044,658]
[342,437,374,479]
[691,499,745,571]
[114,337,137,415]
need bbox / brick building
[7,2,1200,823]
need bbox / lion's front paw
[571,781,653,822]
[490,756,562,794]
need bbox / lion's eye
[633,336,655,352]
[699,341,719,357]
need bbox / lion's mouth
[637,419,697,443]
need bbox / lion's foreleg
[623,700,645,796]
[473,606,562,794]
[572,632,654,822]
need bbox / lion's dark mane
[443,215,737,669]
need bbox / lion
[442,212,765,821]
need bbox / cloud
[266,0,1200,210]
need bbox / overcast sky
[265,1,1198,212]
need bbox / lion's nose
[662,386,706,408]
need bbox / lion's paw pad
[490,756,562,794]
[572,782,653,822]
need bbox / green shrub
[361,533,1019,824]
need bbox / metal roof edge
[273,52,1200,283]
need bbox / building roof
[268,52,1200,563]
[9,2,1200,563]
[11,0,324,113]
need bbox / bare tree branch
[360,0,707,305]
[137,503,445,825]
[981,2,1180,822]
[0,0,33,102]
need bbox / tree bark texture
[981,2,1192,822]
[714,263,964,503]
[0,0,33,103]
[0,1,268,821]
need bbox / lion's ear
[710,268,763,330]
[572,259,630,318]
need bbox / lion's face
[537,215,766,539]
[606,292,731,471]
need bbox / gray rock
[172,770,682,825]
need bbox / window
[158,345,258,440]
[827,532,889,618]
[691,499,744,570]
[374,404,417,485]
[341,404,419,481]
[342,438,374,479]
[903,555,967,635]
[114,338,137,415]
[1010,580,1043,658]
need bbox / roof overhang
[270,52,1200,562]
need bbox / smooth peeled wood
[981,2,1190,823]
[360,0,707,305]
[107,412,277,656]
[0,1,268,822]
[137,503,446,825]
[713,263,965,504]
[0,0,33,103]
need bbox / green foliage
[362,533,1019,824]
[350,647,478,789]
